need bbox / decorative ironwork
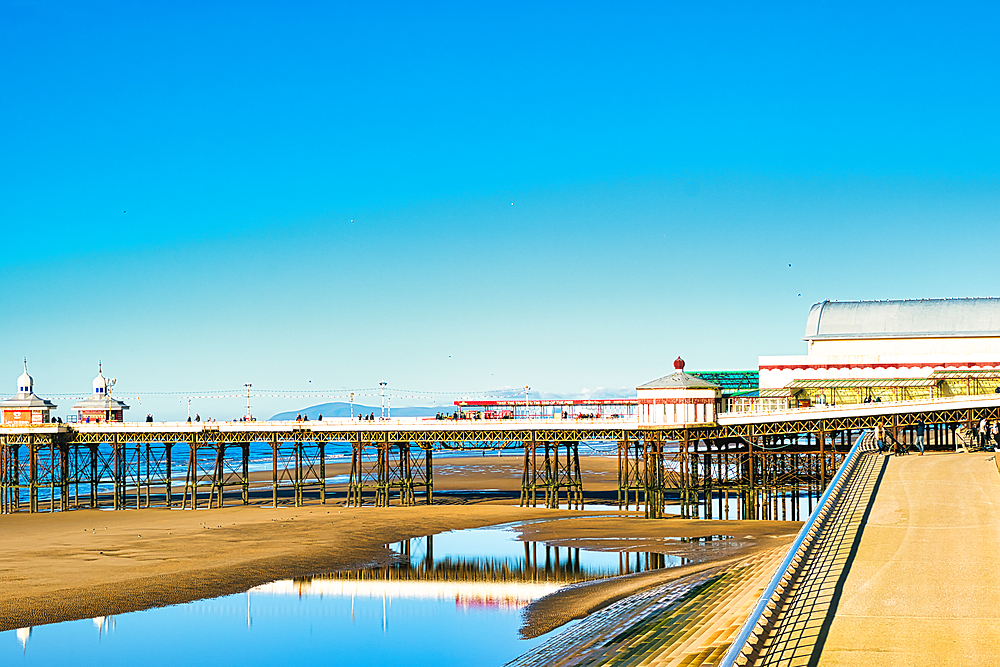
[1,399,996,517]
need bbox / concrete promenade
[818,451,1000,666]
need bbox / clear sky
[2,1,998,419]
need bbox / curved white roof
[93,370,108,394]
[805,298,1000,340]
[17,370,32,394]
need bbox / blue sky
[2,1,998,419]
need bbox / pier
[7,298,1000,664]
[4,393,999,520]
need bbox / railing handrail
[718,429,874,667]
[721,391,1000,418]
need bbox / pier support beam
[521,439,582,509]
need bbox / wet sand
[515,519,799,637]
[0,503,539,631]
[237,453,621,497]
[0,456,800,636]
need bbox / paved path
[818,451,1000,667]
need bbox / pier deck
[815,450,1000,666]
[5,394,1000,519]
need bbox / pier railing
[720,390,1000,419]
[718,428,876,666]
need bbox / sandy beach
[0,456,800,635]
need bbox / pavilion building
[71,365,129,423]
[637,357,722,426]
[755,298,1000,406]
[0,362,56,424]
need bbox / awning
[727,388,791,398]
[785,378,938,389]
[930,370,1000,380]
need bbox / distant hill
[270,402,453,420]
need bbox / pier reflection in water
[2,525,702,667]
[263,527,687,611]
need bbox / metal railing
[718,429,875,667]
[721,390,1000,419]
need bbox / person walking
[874,422,885,454]
[992,420,1000,451]
[915,419,925,455]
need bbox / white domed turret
[71,362,128,422]
[1,359,57,424]
[17,360,33,395]
[93,366,108,396]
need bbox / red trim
[637,398,715,405]
[760,361,1000,371]
[454,398,635,407]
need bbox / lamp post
[380,382,387,420]
[524,385,531,420]
[244,383,252,420]
[350,392,354,419]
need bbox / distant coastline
[270,401,451,420]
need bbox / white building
[71,365,130,423]
[760,298,1000,389]
[636,357,722,426]
[0,362,56,424]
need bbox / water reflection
[4,525,698,666]
[270,527,684,610]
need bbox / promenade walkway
[817,451,1000,666]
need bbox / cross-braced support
[617,434,669,518]
[521,440,583,509]
[347,436,431,507]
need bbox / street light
[380,382,387,420]
[244,383,252,420]
[350,392,354,419]
[524,385,531,420]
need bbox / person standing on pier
[915,419,925,456]
[875,422,885,454]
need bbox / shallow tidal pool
[3,524,687,666]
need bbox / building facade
[760,298,1000,389]
[637,357,722,426]
[71,366,129,423]
[0,364,56,424]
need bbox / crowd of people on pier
[873,420,926,457]
[971,417,1000,450]
[873,417,1000,456]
